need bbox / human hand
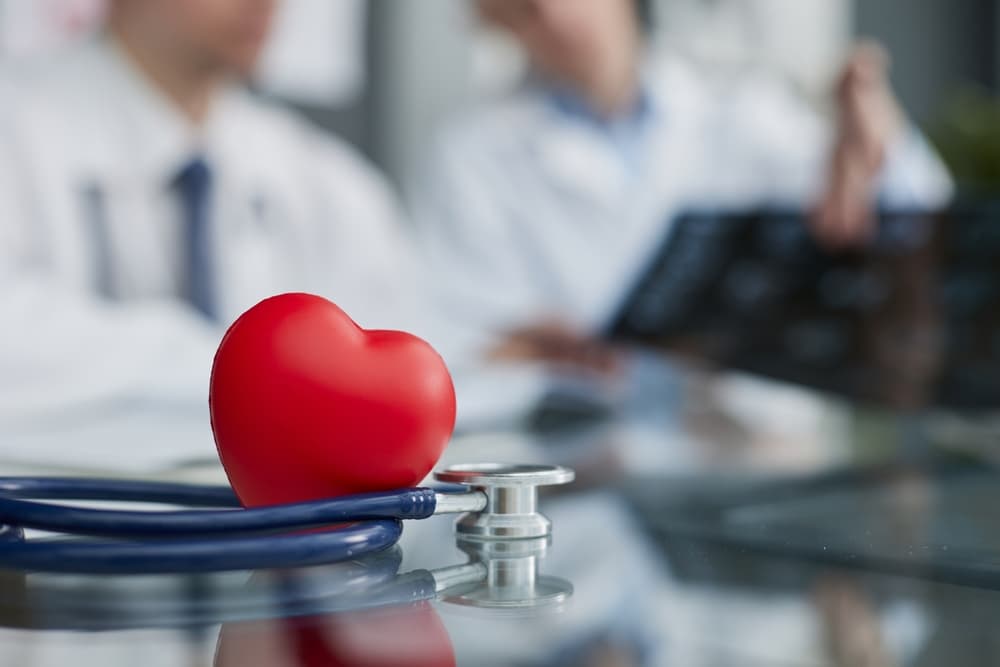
[813,42,906,248]
[485,320,623,376]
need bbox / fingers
[850,41,891,73]
[841,42,891,89]
[486,323,623,374]
[815,40,904,248]
[838,46,902,164]
[836,43,886,100]
[812,147,878,248]
[812,197,875,249]
[842,85,890,169]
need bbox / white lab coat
[0,37,430,450]
[413,52,955,339]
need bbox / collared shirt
[413,51,956,338]
[0,36,431,438]
[2,35,421,324]
[546,85,656,174]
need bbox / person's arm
[293,127,483,373]
[412,148,502,320]
[408,132,549,351]
[410,132,626,375]
[0,120,220,427]
[813,43,954,246]
[731,43,952,247]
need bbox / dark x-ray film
[608,205,1000,410]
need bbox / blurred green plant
[929,87,1000,195]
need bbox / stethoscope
[1,533,574,632]
[0,463,574,575]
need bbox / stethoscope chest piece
[441,535,572,610]
[434,463,574,540]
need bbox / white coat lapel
[535,120,629,206]
[582,61,711,330]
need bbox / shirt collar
[541,70,660,176]
[545,77,656,133]
[89,35,224,185]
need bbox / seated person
[412,0,954,373]
[0,0,427,437]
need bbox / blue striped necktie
[173,156,216,320]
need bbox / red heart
[209,293,456,507]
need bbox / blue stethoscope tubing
[0,477,442,575]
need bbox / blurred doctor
[413,0,954,368]
[0,0,423,426]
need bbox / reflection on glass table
[5,398,1000,665]
[0,535,572,633]
[0,481,666,666]
[0,519,589,666]
[632,459,1000,589]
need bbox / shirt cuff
[877,124,956,210]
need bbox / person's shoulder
[642,49,736,120]
[644,48,813,126]
[455,89,549,134]
[428,88,550,166]
[223,91,398,211]
[226,92,383,173]
[0,39,102,112]
[0,39,117,152]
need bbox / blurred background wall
[364,0,858,188]
[367,0,1000,189]
[2,0,998,188]
[856,0,999,125]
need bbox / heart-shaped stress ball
[210,293,456,507]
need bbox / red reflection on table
[215,601,455,667]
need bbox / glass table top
[3,367,1000,667]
